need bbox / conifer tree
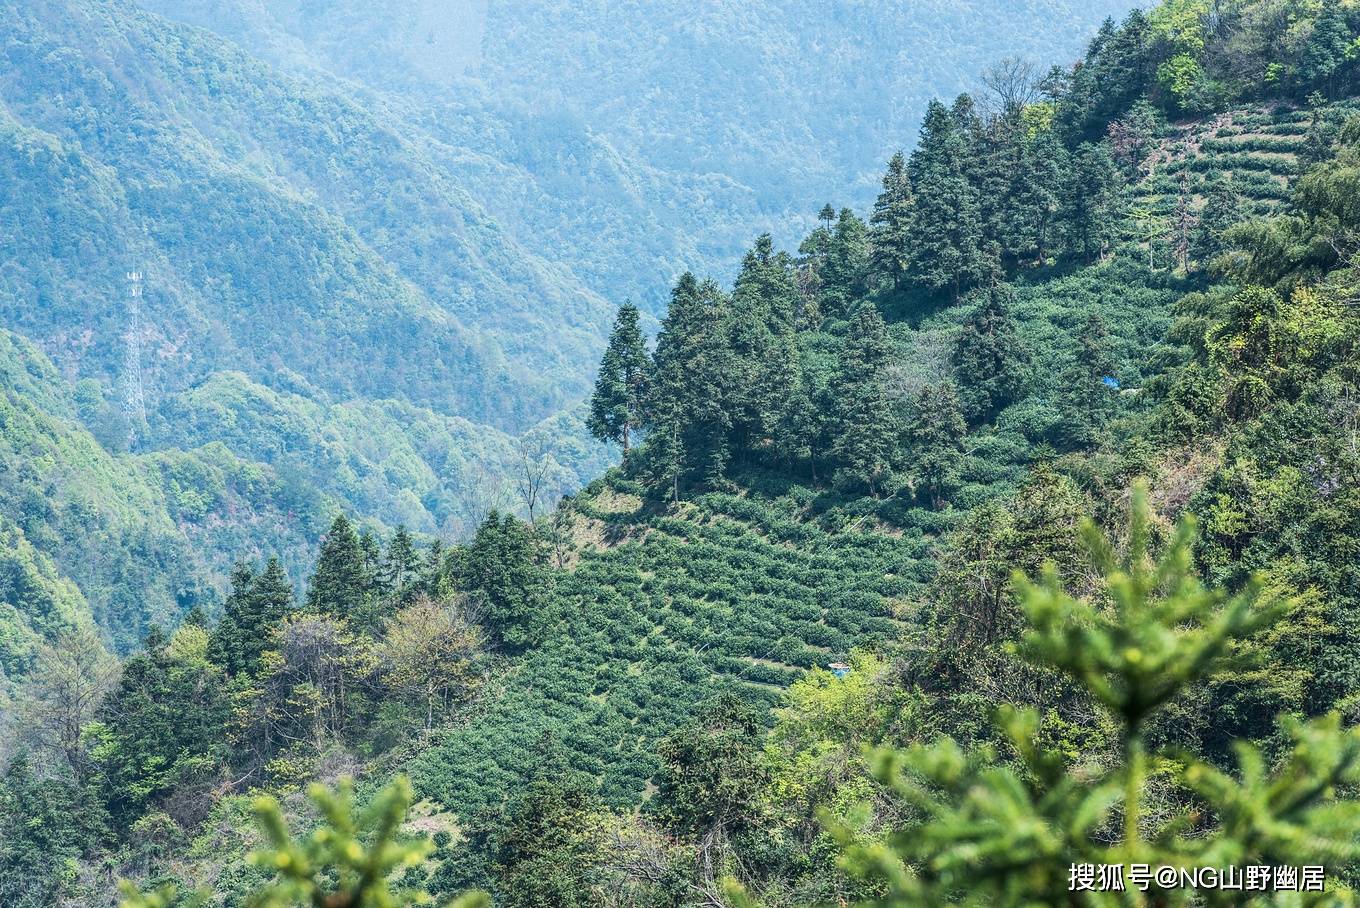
[905,382,967,508]
[208,560,298,677]
[305,514,379,632]
[1005,127,1068,265]
[827,486,1360,906]
[359,529,384,599]
[460,512,553,649]
[819,209,870,318]
[869,151,915,291]
[643,273,732,499]
[587,303,649,454]
[907,100,991,297]
[1064,142,1124,262]
[768,338,818,474]
[731,234,800,332]
[1055,314,1117,449]
[970,107,1019,269]
[206,562,255,674]
[952,284,1027,424]
[384,525,418,598]
[213,557,295,677]
[725,235,803,458]
[830,305,899,495]
[91,626,229,827]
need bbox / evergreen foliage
[588,303,650,454]
[907,101,992,296]
[9,1,1360,904]
[306,515,381,632]
[458,512,553,649]
[210,559,296,678]
[951,284,1028,424]
[869,152,915,291]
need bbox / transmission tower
[122,270,147,444]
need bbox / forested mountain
[8,0,1360,906]
[0,0,1133,652]
[1,0,613,428]
[136,0,1139,309]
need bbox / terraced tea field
[407,480,930,818]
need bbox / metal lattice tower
[122,270,147,441]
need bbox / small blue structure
[828,662,851,678]
[1102,376,1121,390]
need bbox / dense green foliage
[0,0,1139,640]
[8,0,1360,905]
[137,0,1139,309]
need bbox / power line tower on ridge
[122,270,147,446]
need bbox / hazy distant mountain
[139,0,1142,307]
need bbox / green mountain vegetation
[3,0,1126,648]
[7,0,1360,906]
[138,0,1140,309]
[1,0,614,429]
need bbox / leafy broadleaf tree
[825,485,1360,906]
[120,776,490,908]
[656,694,768,904]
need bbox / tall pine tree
[587,303,649,454]
[952,283,1028,424]
[906,382,967,508]
[1064,141,1124,262]
[726,235,802,459]
[459,512,553,649]
[1054,313,1117,449]
[907,99,991,297]
[818,209,870,319]
[830,305,899,495]
[643,273,732,500]
[868,151,915,291]
[305,514,380,632]
[208,561,299,677]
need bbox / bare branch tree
[514,433,555,522]
[884,328,954,402]
[455,460,516,537]
[980,56,1041,116]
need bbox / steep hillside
[7,1,1360,906]
[0,318,612,650]
[149,370,611,537]
[408,479,929,821]
[0,328,273,651]
[0,0,612,429]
